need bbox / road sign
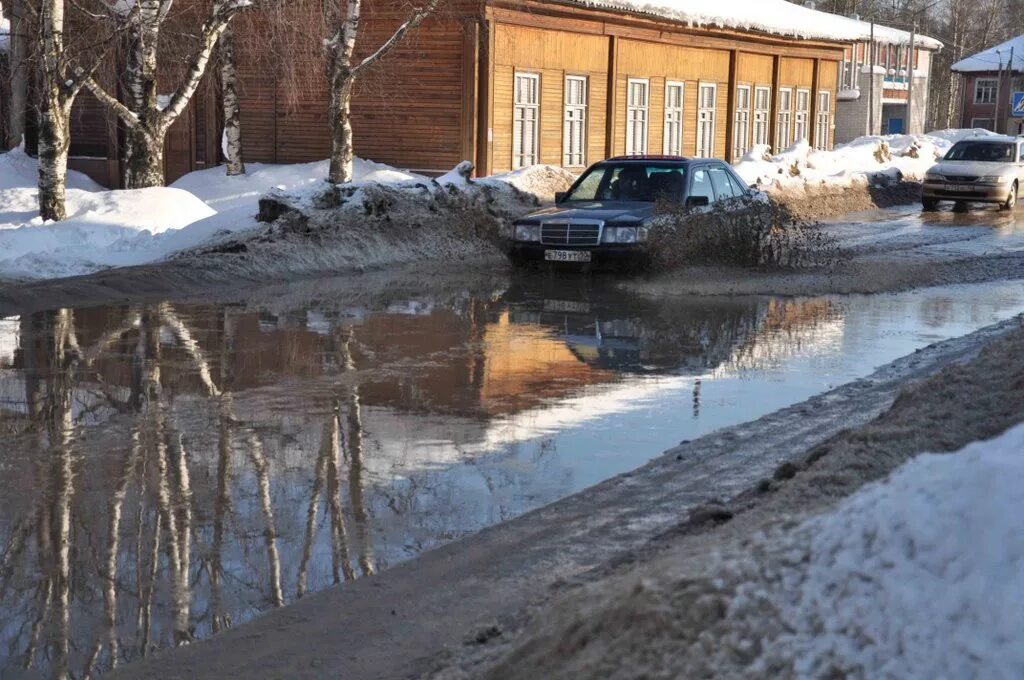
[1012,92,1024,118]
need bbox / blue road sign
[1012,92,1024,118]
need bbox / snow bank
[572,0,939,48]
[751,422,1024,679]
[0,150,432,281]
[735,129,1000,193]
[170,158,424,212]
[0,148,217,280]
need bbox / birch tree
[83,0,251,188]
[325,0,441,184]
[35,0,94,220]
[219,22,245,175]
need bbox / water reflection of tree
[1,303,386,677]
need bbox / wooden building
[63,0,894,187]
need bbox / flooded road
[2,273,1024,678]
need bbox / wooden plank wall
[233,0,476,174]
[489,20,842,171]
[490,24,608,173]
[817,59,839,148]
[616,39,731,158]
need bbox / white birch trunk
[326,0,440,184]
[219,23,245,175]
[38,0,73,222]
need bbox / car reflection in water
[0,279,843,678]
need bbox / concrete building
[952,35,1024,137]
[834,33,940,143]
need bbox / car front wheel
[921,197,939,212]
[1002,182,1018,211]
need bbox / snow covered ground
[748,422,1024,678]
[735,129,999,193]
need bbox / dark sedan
[509,156,751,266]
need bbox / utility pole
[994,50,1004,134]
[1004,47,1015,135]
[907,23,915,134]
[869,21,876,135]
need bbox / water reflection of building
[0,289,844,678]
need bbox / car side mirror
[685,195,710,209]
[554,191,567,204]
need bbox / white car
[921,136,1024,211]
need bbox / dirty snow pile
[734,129,999,193]
[744,422,1024,678]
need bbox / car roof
[602,155,695,163]
[953,135,1020,144]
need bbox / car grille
[944,175,979,182]
[540,221,602,247]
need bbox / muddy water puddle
[2,275,1024,677]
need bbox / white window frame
[777,87,793,150]
[970,117,994,131]
[626,78,650,156]
[512,72,540,169]
[974,78,998,105]
[562,75,588,168]
[734,84,751,159]
[815,90,831,150]
[663,81,685,156]
[753,86,771,147]
[794,88,811,143]
[697,82,717,158]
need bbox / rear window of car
[944,141,1015,162]
[565,164,688,202]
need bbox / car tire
[1001,182,1018,211]
[921,197,939,212]
[953,200,969,213]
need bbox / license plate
[544,249,592,263]
[946,183,973,192]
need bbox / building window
[971,117,994,131]
[563,75,587,167]
[815,91,831,150]
[794,89,810,143]
[513,72,540,169]
[626,78,649,156]
[663,81,684,156]
[753,86,771,147]
[777,88,793,149]
[974,78,998,105]
[697,82,717,158]
[734,85,751,159]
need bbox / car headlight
[637,227,649,243]
[616,227,638,244]
[924,172,944,182]
[514,224,541,242]
[979,176,1009,185]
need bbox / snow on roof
[952,34,1024,73]
[561,0,942,49]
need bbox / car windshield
[564,163,688,202]
[944,141,1016,162]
